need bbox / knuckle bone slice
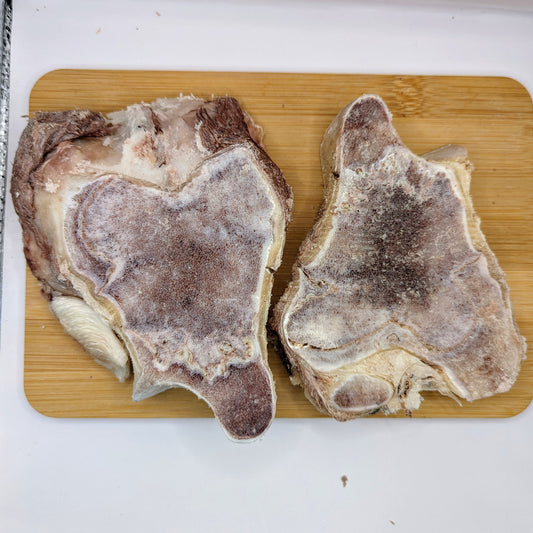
[12,97,293,440]
[272,94,525,419]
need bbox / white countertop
[2,1,532,532]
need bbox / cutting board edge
[29,69,533,110]
[21,381,533,420]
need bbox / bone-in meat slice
[272,94,525,419]
[12,96,292,440]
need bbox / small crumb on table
[341,475,348,487]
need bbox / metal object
[0,0,11,326]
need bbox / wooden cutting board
[23,69,533,419]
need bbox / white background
[1,1,532,532]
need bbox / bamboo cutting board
[24,69,533,419]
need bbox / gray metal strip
[0,0,12,328]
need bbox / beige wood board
[23,69,533,419]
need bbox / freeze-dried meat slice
[272,94,525,419]
[12,96,292,440]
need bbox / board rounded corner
[497,75,533,107]
[23,379,63,421]
[29,68,73,107]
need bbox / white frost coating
[50,296,131,382]
[44,180,60,194]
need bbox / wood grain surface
[23,69,533,419]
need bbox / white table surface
[1,1,532,532]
